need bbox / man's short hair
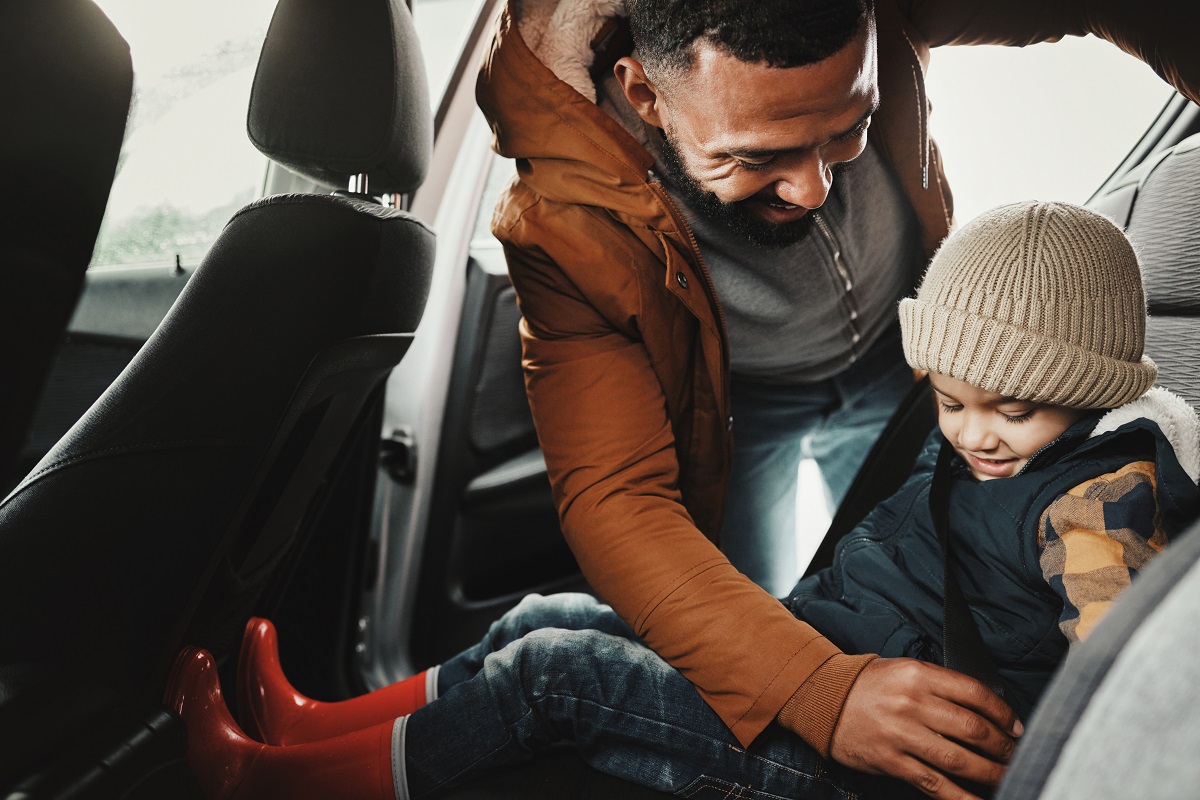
[629,0,874,81]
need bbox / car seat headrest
[1125,134,1200,316]
[247,0,432,194]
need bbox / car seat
[0,0,133,488]
[0,0,434,711]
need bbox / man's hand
[829,658,1023,800]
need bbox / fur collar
[1090,386,1200,483]
[515,0,627,102]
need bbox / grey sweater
[600,75,924,384]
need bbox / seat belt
[804,376,937,579]
[931,440,1007,698]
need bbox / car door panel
[410,247,586,666]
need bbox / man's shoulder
[493,175,675,276]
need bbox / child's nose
[958,413,999,452]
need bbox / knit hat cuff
[899,298,1157,409]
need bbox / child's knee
[506,592,611,630]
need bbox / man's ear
[614,56,666,129]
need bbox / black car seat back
[0,0,133,487]
[0,0,435,698]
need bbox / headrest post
[348,174,370,195]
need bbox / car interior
[1,0,1197,798]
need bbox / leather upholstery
[0,0,132,484]
[0,0,435,698]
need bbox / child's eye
[938,401,962,414]
[1003,410,1035,424]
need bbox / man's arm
[498,195,871,751]
[898,0,1200,105]
[1039,460,1167,643]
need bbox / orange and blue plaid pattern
[1038,460,1167,644]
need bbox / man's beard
[658,129,815,249]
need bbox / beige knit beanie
[899,200,1156,409]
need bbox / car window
[87,0,276,271]
[924,35,1176,223]
[88,0,487,272]
[412,0,486,109]
[88,0,277,270]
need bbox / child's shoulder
[1086,387,1200,483]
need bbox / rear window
[89,0,488,271]
[925,35,1175,222]
[89,0,276,270]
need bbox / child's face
[929,373,1087,481]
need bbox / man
[611,0,919,598]
[476,0,1199,796]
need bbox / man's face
[620,20,879,248]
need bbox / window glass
[411,0,485,112]
[925,35,1175,223]
[89,0,276,269]
[87,0,491,271]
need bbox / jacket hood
[477,0,666,218]
[1090,386,1200,484]
[515,0,625,103]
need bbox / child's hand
[829,657,1022,800]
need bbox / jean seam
[537,690,725,744]
[679,773,846,800]
[535,693,846,797]
[411,709,533,799]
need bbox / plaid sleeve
[1038,461,1168,644]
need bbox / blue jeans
[722,326,912,596]
[401,594,917,800]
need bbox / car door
[356,0,589,687]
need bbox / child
[167,201,1200,799]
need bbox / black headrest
[3,0,132,266]
[247,0,432,194]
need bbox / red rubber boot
[237,617,431,745]
[167,647,399,800]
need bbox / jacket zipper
[1014,420,1099,478]
[812,212,864,362]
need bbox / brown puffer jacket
[477,0,1200,752]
